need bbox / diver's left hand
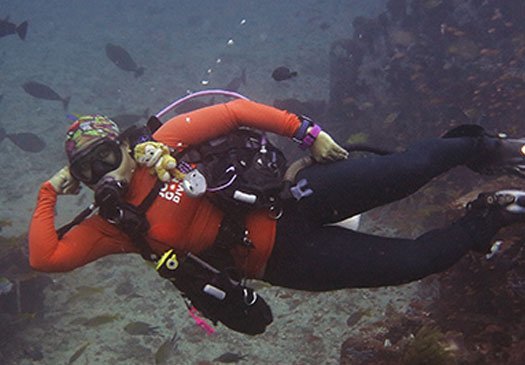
[310,130,349,163]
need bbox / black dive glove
[156,251,273,335]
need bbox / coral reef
[327,0,525,149]
[335,1,525,364]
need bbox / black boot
[459,190,525,253]
[442,124,525,178]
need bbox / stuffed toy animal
[134,141,185,182]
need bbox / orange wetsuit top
[29,99,301,278]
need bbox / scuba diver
[29,92,525,335]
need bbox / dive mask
[69,139,123,185]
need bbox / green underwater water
[2,0,525,364]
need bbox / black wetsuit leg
[293,136,478,225]
[263,136,498,291]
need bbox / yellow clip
[156,249,179,271]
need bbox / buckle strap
[215,214,254,249]
[124,179,164,261]
[138,179,164,212]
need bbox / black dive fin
[442,124,486,139]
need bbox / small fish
[346,310,366,327]
[0,94,3,103]
[124,321,159,335]
[213,352,247,363]
[105,43,145,77]
[67,342,89,365]
[0,17,28,40]
[154,333,179,365]
[83,313,120,327]
[0,127,46,152]
[0,276,13,295]
[383,111,400,125]
[225,68,247,92]
[22,81,70,110]
[111,108,150,127]
[271,66,298,81]
[67,285,104,304]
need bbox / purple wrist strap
[299,124,322,150]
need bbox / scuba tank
[149,90,289,214]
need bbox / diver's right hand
[48,166,81,195]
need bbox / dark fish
[346,309,367,327]
[111,108,150,127]
[82,313,120,327]
[5,131,46,152]
[0,94,3,104]
[105,43,145,77]
[0,17,28,40]
[213,352,247,363]
[66,285,104,304]
[22,81,71,110]
[225,68,247,92]
[154,333,179,365]
[67,342,89,365]
[124,321,159,335]
[271,66,298,81]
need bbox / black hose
[56,204,96,239]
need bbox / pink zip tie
[188,306,216,335]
